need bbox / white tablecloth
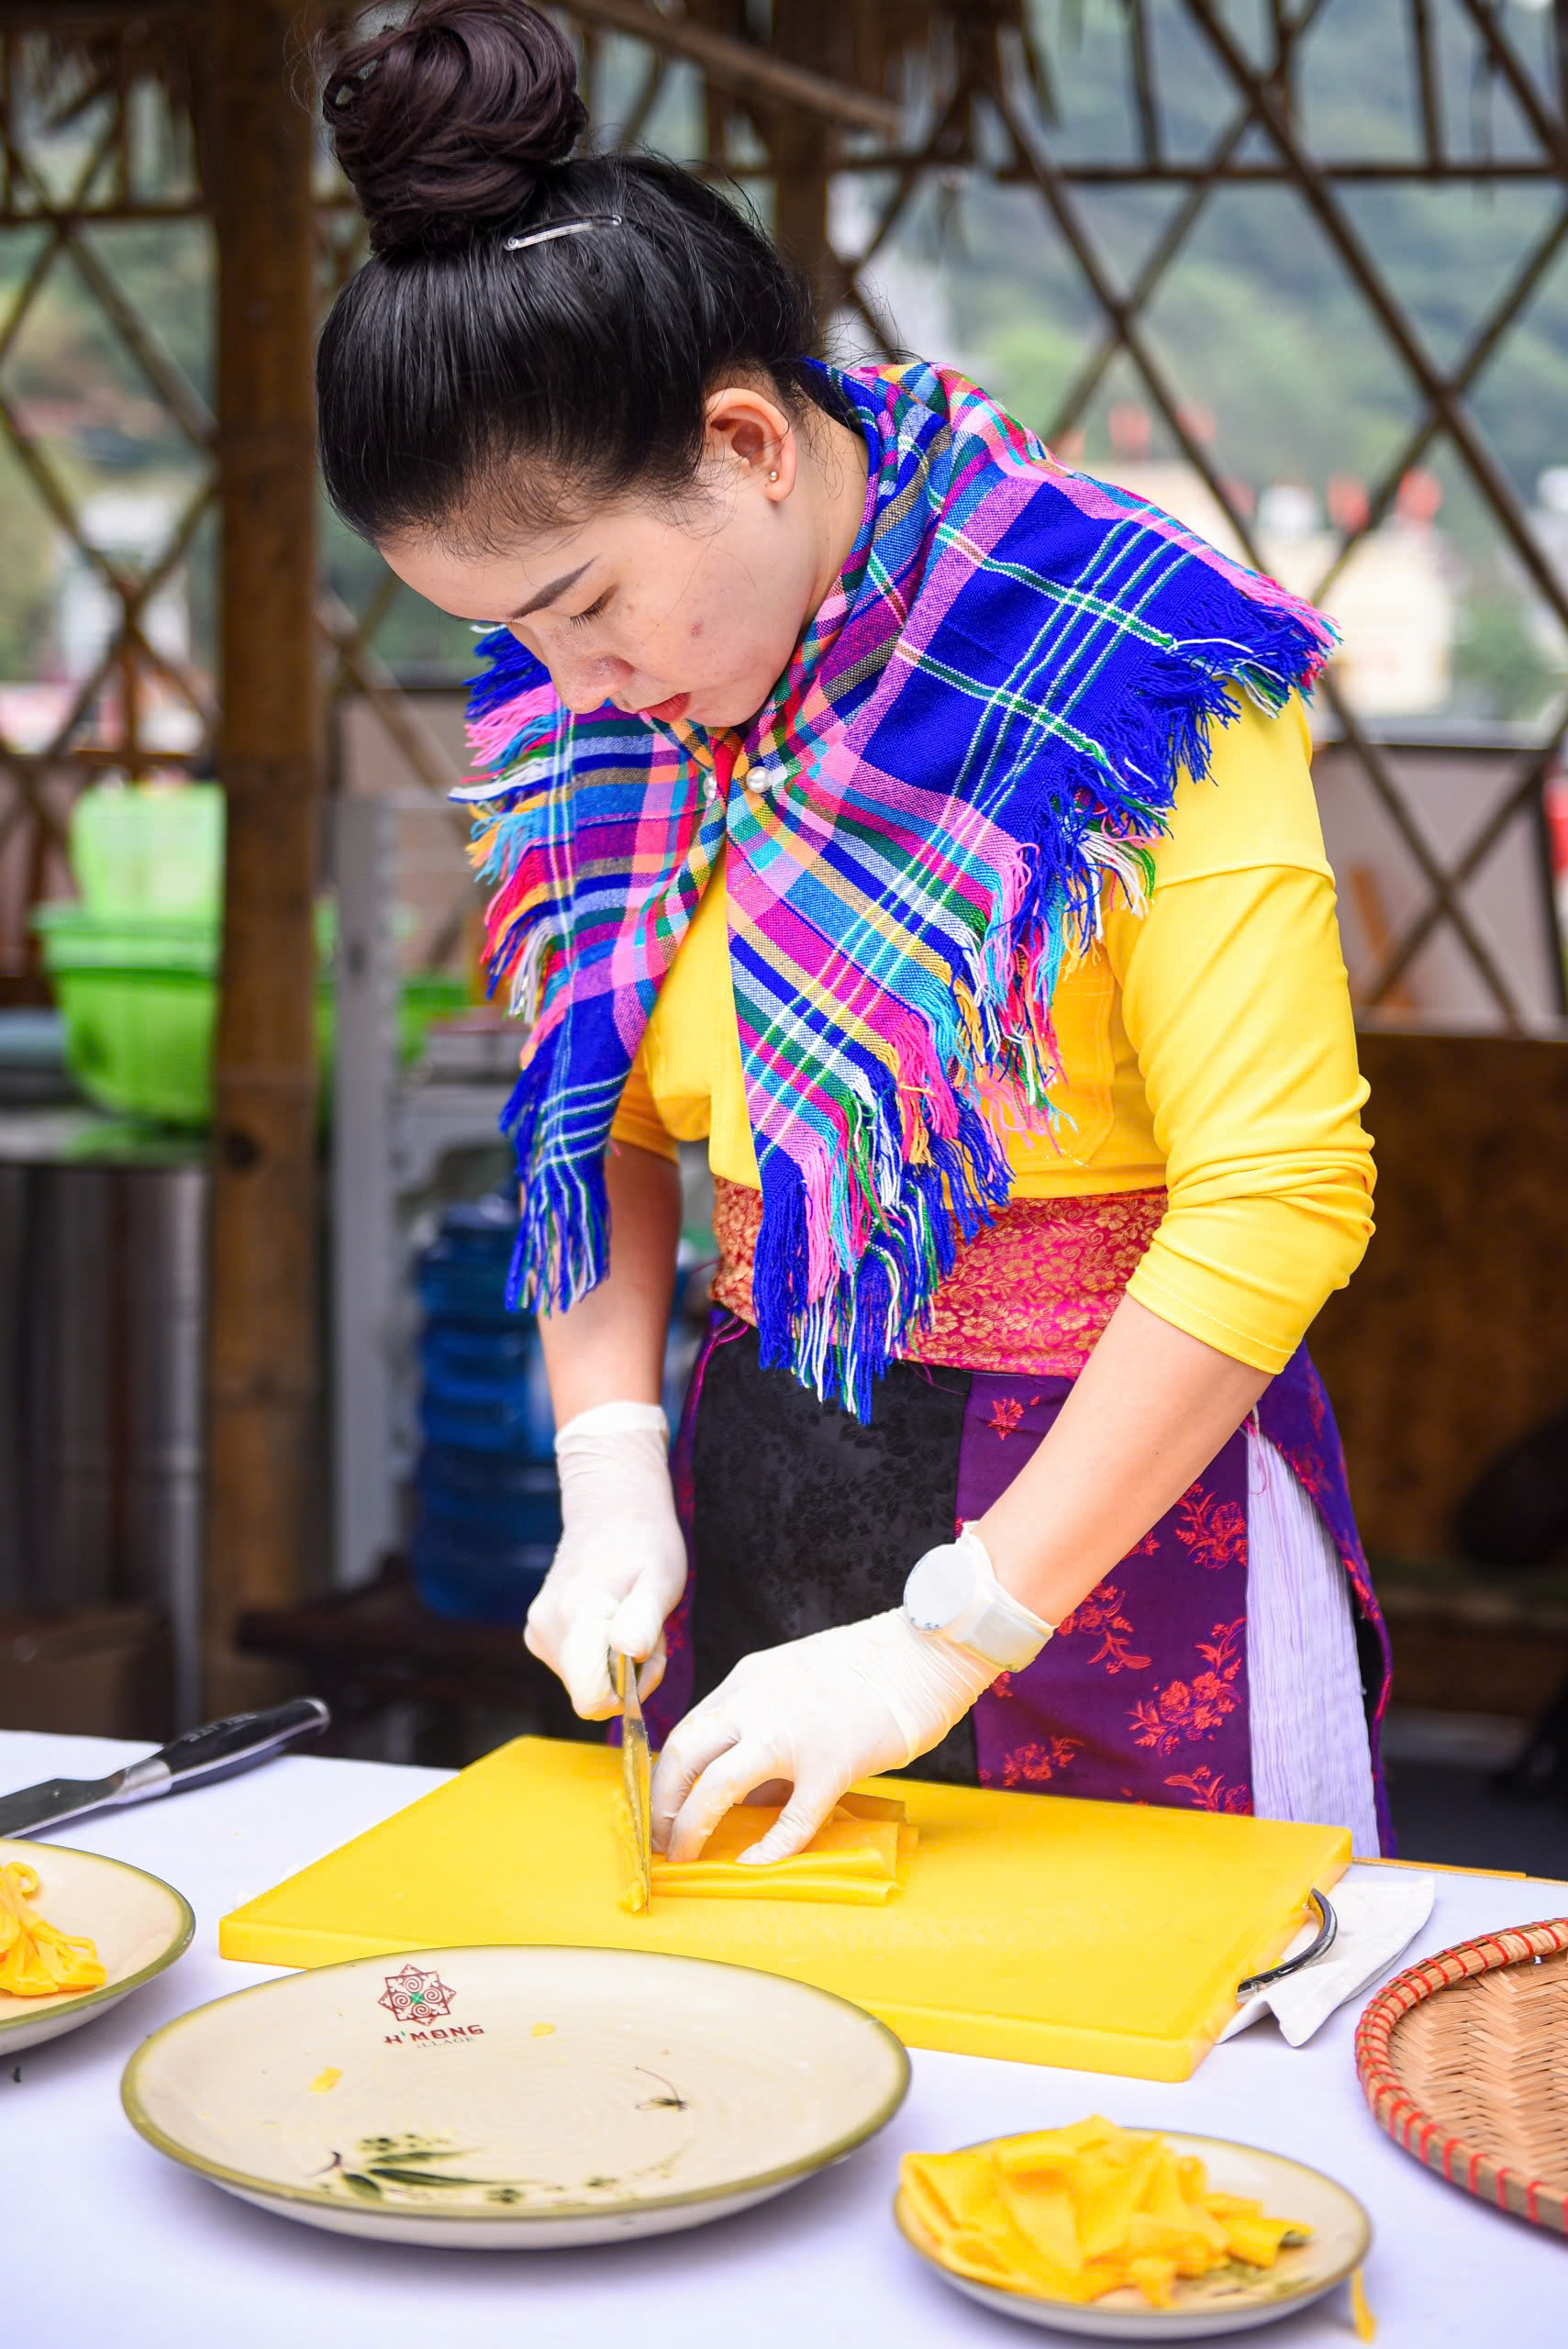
[4,1729,1564,2344]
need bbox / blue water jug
[410,1197,707,1624]
[410,1197,559,1623]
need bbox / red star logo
[377,1963,456,2022]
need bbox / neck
[802,408,871,620]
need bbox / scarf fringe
[755,1092,1015,1416]
[496,1033,610,1321]
[464,636,578,1028]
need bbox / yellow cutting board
[220,1737,1348,2082]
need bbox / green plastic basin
[31,905,469,1129]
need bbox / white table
[5,1730,1565,2345]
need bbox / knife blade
[615,1652,652,1912]
[0,1696,330,1839]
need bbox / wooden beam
[566,0,901,137]
[203,0,322,1712]
[0,3,188,23]
[317,592,469,822]
[768,0,837,327]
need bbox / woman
[317,0,1389,1870]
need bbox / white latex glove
[650,1610,999,1865]
[523,1400,687,1720]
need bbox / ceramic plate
[1,1837,194,2056]
[895,2131,1372,2340]
[122,1943,910,2247]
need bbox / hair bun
[322,0,586,257]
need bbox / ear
[703,383,795,500]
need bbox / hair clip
[504,214,624,252]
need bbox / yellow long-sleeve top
[611,694,1374,1375]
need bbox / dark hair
[316,0,821,547]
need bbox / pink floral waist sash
[710,1177,1167,1378]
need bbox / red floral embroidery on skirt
[1054,1583,1151,1675]
[1128,1620,1244,1754]
[1000,1735,1084,1788]
[1173,1487,1248,1570]
[1164,1765,1251,1814]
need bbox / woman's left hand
[649,1611,998,1865]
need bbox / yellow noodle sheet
[651,1791,917,1906]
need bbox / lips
[637,692,691,724]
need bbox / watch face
[905,1543,971,1632]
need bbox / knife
[615,1652,652,1912]
[0,1697,331,1839]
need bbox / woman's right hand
[524,1400,687,1720]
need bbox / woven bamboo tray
[1355,1917,1568,2234]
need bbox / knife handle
[128,1698,331,1802]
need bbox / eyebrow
[505,562,593,622]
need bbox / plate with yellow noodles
[896,2118,1373,2340]
[0,1838,194,2056]
[121,1944,910,2246]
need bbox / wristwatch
[901,1524,1054,1672]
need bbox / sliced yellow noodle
[1125,2253,1180,2309]
[902,2118,1312,2310]
[0,1862,106,1998]
[1222,2212,1301,2266]
[900,2145,1000,2238]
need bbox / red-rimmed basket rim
[1354,1915,1568,2236]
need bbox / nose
[545,646,634,717]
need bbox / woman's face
[381,385,866,732]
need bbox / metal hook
[1235,1887,1338,2000]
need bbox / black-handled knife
[0,1697,330,1839]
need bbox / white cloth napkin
[1218,1870,1436,2047]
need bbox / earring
[766,467,780,483]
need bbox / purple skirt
[644,1317,1393,1853]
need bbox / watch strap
[903,1526,1054,1672]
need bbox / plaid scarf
[463,362,1333,1416]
